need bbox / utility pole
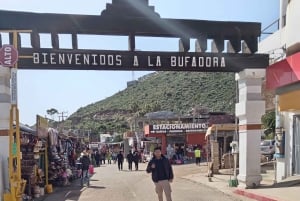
[87,129,91,143]
[58,111,68,122]
[57,111,68,132]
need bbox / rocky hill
[65,71,236,135]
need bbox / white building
[100,133,113,143]
[260,0,300,181]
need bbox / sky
[0,0,279,126]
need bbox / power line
[58,111,68,122]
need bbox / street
[42,162,248,201]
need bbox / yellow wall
[279,89,300,111]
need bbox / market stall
[20,123,46,200]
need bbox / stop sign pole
[1,30,27,201]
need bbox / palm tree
[262,110,275,138]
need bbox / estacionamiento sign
[19,49,268,72]
[149,123,208,134]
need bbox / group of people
[92,148,140,167]
[77,147,174,201]
[113,150,140,171]
[126,150,140,171]
[94,150,114,166]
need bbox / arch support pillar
[236,69,265,188]
[0,66,11,198]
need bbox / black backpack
[80,155,90,170]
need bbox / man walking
[194,147,201,166]
[146,147,174,201]
[117,151,124,171]
[133,150,139,171]
[126,150,134,171]
[95,151,100,167]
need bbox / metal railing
[260,18,280,41]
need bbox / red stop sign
[0,44,19,67]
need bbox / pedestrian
[117,151,124,171]
[146,147,174,201]
[60,167,70,186]
[112,151,117,164]
[126,150,134,171]
[95,151,101,167]
[194,147,201,166]
[80,150,91,186]
[133,150,139,171]
[107,150,112,164]
[91,151,96,166]
[101,151,106,165]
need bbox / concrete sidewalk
[33,175,86,201]
[183,163,300,201]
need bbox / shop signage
[89,143,99,149]
[149,123,208,134]
[18,49,268,72]
[0,44,18,67]
[37,115,49,139]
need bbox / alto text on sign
[0,45,19,67]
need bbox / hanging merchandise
[47,128,80,186]
[20,128,48,200]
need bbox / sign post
[1,31,26,201]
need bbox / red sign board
[0,44,19,67]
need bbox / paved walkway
[34,162,300,201]
[183,162,300,201]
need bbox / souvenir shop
[20,125,84,200]
[47,128,78,186]
[20,124,46,200]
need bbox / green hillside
[65,71,236,135]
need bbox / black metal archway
[0,0,268,71]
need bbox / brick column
[236,69,265,188]
[0,66,11,196]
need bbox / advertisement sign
[37,115,49,139]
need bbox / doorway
[293,115,300,175]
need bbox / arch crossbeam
[0,0,268,72]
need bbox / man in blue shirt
[146,147,174,201]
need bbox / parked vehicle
[260,140,275,159]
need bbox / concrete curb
[183,170,300,201]
[234,189,278,201]
[182,174,254,201]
